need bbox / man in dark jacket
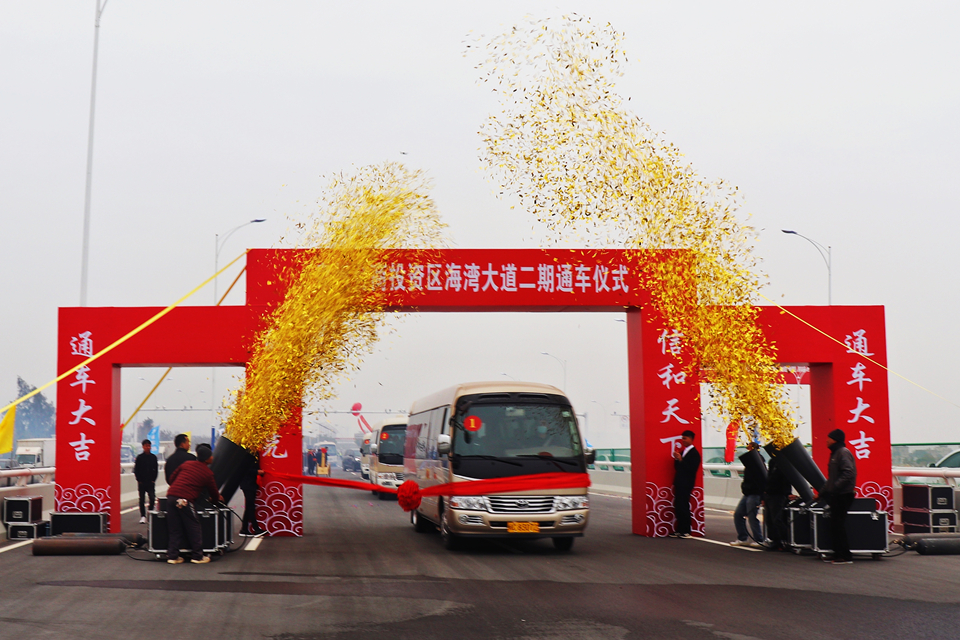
[820,428,857,564]
[134,439,159,524]
[731,442,765,546]
[165,433,196,484]
[166,446,222,565]
[240,454,266,537]
[763,450,793,551]
[670,429,701,538]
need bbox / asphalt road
[1,470,959,639]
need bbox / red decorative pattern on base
[645,482,704,537]
[256,480,303,537]
[857,482,894,532]
[55,484,111,513]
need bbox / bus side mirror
[585,448,596,465]
[437,434,451,455]
[369,444,378,454]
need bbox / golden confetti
[224,163,445,451]
[472,14,794,446]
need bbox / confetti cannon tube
[210,436,257,504]
[764,443,815,503]
[777,438,827,493]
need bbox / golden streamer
[471,14,793,446]
[223,163,445,451]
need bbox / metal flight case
[810,498,888,560]
[8,520,50,540]
[3,496,43,524]
[147,507,234,559]
[901,509,958,534]
[786,499,813,551]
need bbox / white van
[369,417,408,500]
[404,381,593,551]
[359,433,374,480]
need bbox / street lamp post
[211,219,266,424]
[540,352,567,391]
[79,0,109,306]
[214,219,266,304]
[782,229,832,305]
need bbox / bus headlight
[450,496,487,511]
[554,496,589,510]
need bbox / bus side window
[441,407,450,435]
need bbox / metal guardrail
[0,461,167,487]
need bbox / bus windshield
[452,402,584,478]
[377,426,406,466]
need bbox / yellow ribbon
[759,292,960,410]
[0,251,248,415]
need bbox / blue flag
[147,424,160,454]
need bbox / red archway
[56,249,891,535]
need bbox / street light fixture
[214,219,266,304]
[540,352,567,391]
[782,229,832,305]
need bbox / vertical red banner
[55,322,122,532]
[628,307,703,537]
[256,406,304,536]
[811,319,893,521]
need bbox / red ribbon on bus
[263,471,591,512]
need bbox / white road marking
[687,536,763,552]
[245,536,262,551]
[0,539,34,554]
[120,506,140,514]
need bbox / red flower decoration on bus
[397,480,422,512]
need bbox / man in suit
[670,429,701,538]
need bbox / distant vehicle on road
[369,418,408,499]
[342,449,361,472]
[16,438,55,468]
[931,450,960,468]
[359,434,374,480]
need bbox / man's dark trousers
[138,481,156,518]
[828,492,855,561]
[674,489,692,535]
[166,496,203,561]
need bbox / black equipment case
[7,520,50,540]
[902,484,955,511]
[901,509,958,533]
[147,507,233,557]
[787,501,813,549]
[50,512,108,535]
[3,496,43,524]
[810,498,888,558]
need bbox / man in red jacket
[166,446,222,564]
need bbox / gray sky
[2,2,958,447]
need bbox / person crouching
[166,445,222,565]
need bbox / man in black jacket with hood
[763,449,793,551]
[820,428,857,564]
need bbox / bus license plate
[507,522,540,533]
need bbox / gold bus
[368,417,408,500]
[404,381,593,551]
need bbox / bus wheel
[552,537,574,552]
[377,491,389,501]
[439,504,460,550]
[412,509,432,533]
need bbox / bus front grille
[485,496,555,513]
